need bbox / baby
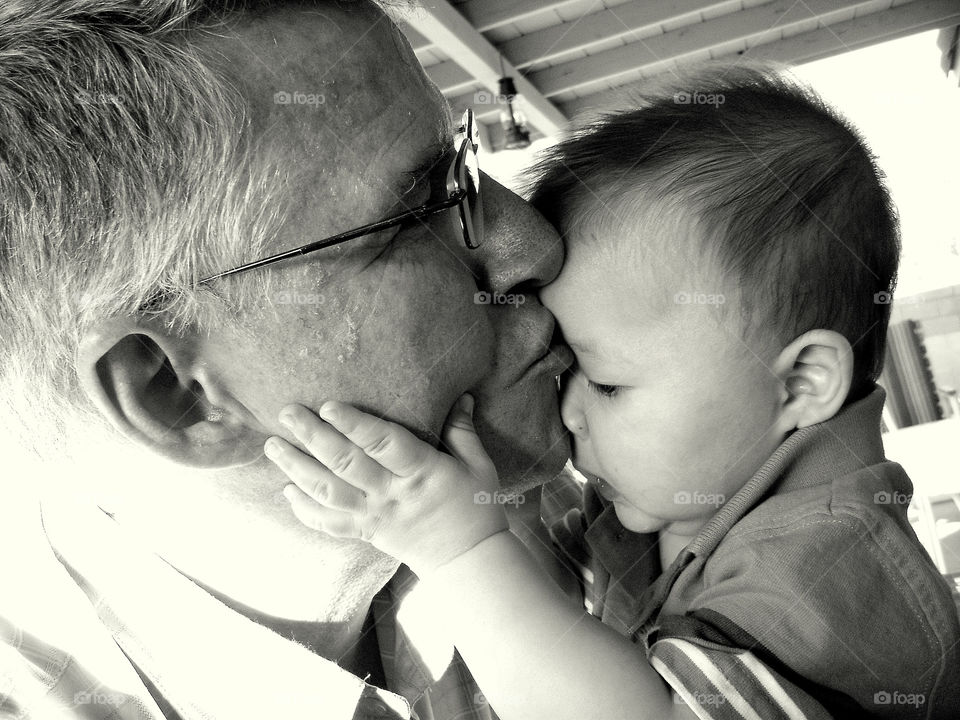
[264,66,960,719]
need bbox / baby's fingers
[265,437,368,511]
[319,401,437,477]
[278,404,390,495]
[283,484,365,539]
[441,394,497,483]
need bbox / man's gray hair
[0,1,295,459]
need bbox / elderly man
[0,1,572,718]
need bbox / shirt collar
[39,496,418,720]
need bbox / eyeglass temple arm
[196,190,466,286]
[138,191,466,312]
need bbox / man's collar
[40,496,415,720]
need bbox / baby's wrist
[409,513,510,578]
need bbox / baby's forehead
[562,190,720,287]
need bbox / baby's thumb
[442,394,496,480]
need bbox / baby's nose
[558,370,589,439]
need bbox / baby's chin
[611,501,670,534]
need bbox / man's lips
[523,312,574,379]
[529,341,575,378]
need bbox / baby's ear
[773,329,853,431]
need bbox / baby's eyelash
[587,380,620,398]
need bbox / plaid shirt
[0,494,495,720]
[546,387,960,720]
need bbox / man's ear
[772,329,854,432]
[76,317,265,468]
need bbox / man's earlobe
[76,319,264,467]
[775,330,853,431]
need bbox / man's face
[199,3,570,520]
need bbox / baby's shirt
[546,387,960,719]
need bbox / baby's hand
[264,394,509,576]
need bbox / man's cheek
[352,267,494,437]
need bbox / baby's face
[541,216,788,537]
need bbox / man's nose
[559,371,589,440]
[476,172,563,294]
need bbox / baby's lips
[592,476,623,502]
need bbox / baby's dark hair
[529,65,900,402]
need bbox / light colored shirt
[0,493,496,720]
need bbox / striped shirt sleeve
[648,636,833,720]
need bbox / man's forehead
[201,2,442,135]
[200,1,449,197]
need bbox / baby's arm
[265,397,689,720]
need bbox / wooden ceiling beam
[529,0,883,97]
[501,0,730,69]
[394,1,567,135]
[559,0,960,118]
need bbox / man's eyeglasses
[193,108,482,288]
